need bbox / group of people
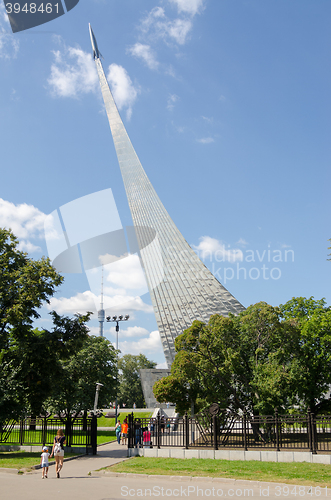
[135,425,151,448]
[114,418,152,448]
[115,417,128,445]
[40,428,66,479]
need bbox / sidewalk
[1,441,328,500]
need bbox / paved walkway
[1,441,329,500]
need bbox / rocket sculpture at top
[89,25,245,368]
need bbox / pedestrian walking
[50,428,66,478]
[40,446,50,479]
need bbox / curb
[90,470,292,488]
[0,468,21,474]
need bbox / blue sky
[1,0,330,367]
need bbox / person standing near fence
[50,428,66,478]
[135,422,142,448]
[121,418,128,445]
[115,419,121,444]
[143,427,151,448]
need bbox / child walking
[40,446,50,479]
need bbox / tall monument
[89,25,245,368]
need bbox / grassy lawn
[97,430,116,444]
[107,457,331,487]
[0,451,80,470]
[98,411,152,427]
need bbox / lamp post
[92,382,103,455]
[94,382,104,415]
[106,314,129,423]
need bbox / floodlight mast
[106,315,130,423]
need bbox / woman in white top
[50,428,66,478]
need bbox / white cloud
[140,6,166,35]
[192,236,243,262]
[127,43,159,70]
[10,89,19,101]
[47,291,97,315]
[237,238,249,247]
[106,64,139,121]
[18,240,42,253]
[169,0,206,16]
[47,290,153,315]
[156,361,168,369]
[118,330,162,355]
[167,94,179,110]
[0,198,46,247]
[116,326,150,338]
[47,45,98,98]
[138,6,193,46]
[197,137,214,144]
[0,4,19,59]
[167,18,192,44]
[202,116,213,124]
[105,254,147,291]
[0,29,19,59]
[47,41,139,119]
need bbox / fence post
[307,407,312,452]
[157,412,161,449]
[213,414,218,450]
[184,413,189,449]
[65,415,72,448]
[19,419,24,446]
[42,416,47,446]
[275,408,280,451]
[243,411,247,451]
[311,411,317,454]
[128,412,134,449]
[91,414,97,455]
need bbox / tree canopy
[47,330,118,417]
[0,228,118,420]
[0,228,63,343]
[118,354,157,408]
[154,298,331,416]
[0,228,63,420]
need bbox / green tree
[154,302,299,416]
[280,297,331,413]
[0,228,63,421]
[118,354,156,408]
[45,317,117,416]
[0,228,63,344]
[153,350,202,415]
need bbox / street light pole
[94,382,104,415]
[92,382,103,455]
[106,314,129,424]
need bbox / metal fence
[0,416,95,453]
[128,409,331,454]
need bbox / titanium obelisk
[89,25,245,368]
